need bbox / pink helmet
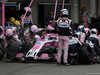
[31,25,38,33]
[47,25,54,30]
[6,29,13,37]
[91,28,98,35]
[11,27,17,34]
[24,7,31,12]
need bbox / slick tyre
[8,41,22,53]
[78,44,94,64]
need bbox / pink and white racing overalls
[21,15,33,28]
[57,17,72,63]
[4,35,21,49]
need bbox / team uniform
[57,9,75,65]
[21,7,33,29]
[87,28,100,56]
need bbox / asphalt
[0,60,100,75]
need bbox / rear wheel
[78,44,94,64]
[8,41,22,53]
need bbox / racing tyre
[78,44,94,64]
[8,41,22,53]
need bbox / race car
[26,33,58,60]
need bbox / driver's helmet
[48,35,56,40]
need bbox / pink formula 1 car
[25,33,58,61]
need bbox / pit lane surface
[0,60,100,75]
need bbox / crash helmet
[6,29,13,37]
[14,20,20,26]
[91,28,98,35]
[31,25,38,33]
[60,9,69,17]
[0,26,3,35]
[11,27,17,34]
[35,35,41,40]
[77,25,85,31]
[47,25,54,30]
[24,7,31,12]
[9,17,15,22]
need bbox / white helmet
[91,28,98,35]
[60,9,69,16]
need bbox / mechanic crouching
[4,29,19,49]
[87,28,100,56]
[21,25,40,53]
[57,9,75,66]
[68,32,82,65]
